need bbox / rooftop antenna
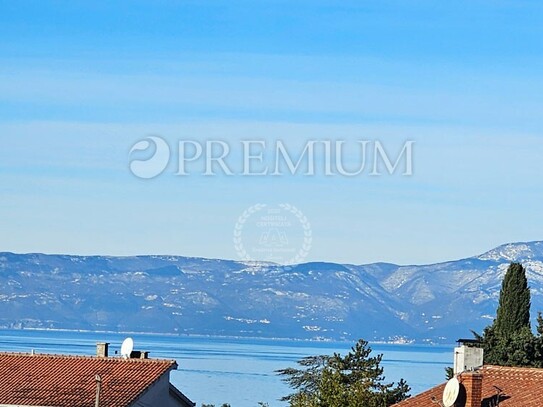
[442,377,460,407]
[120,337,134,359]
[491,385,505,407]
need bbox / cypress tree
[478,262,536,366]
[494,262,531,337]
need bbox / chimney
[454,340,484,374]
[461,371,483,407]
[96,342,109,358]
[129,350,150,359]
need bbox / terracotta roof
[0,352,177,407]
[393,365,543,407]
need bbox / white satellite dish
[120,337,134,359]
[442,377,460,407]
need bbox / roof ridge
[0,352,176,364]
[483,364,543,373]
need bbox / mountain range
[1,241,543,343]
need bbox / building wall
[131,373,186,407]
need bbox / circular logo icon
[129,136,171,179]
[233,203,312,266]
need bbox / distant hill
[1,241,543,343]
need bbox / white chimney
[454,344,484,375]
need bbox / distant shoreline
[0,327,429,346]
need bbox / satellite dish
[120,337,134,359]
[442,377,460,407]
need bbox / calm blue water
[0,330,452,407]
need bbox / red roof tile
[0,352,177,407]
[393,365,543,407]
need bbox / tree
[478,263,538,366]
[537,312,543,336]
[278,339,410,407]
[445,367,454,380]
[494,262,531,337]
[533,312,543,367]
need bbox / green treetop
[494,262,531,337]
[476,262,540,367]
[278,339,410,407]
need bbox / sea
[0,329,452,407]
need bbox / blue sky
[0,1,542,264]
